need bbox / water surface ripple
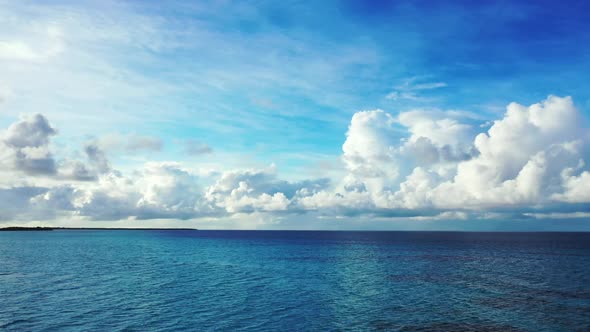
[1,230,589,331]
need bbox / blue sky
[0,0,589,230]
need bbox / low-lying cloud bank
[1,95,589,224]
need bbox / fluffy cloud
[0,95,588,224]
[430,96,585,208]
[0,113,57,175]
[301,95,589,217]
[205,165,329,213]
[553,171,590,203]
[0,114,117,181]
[136,163,203,214]
[23,162,329,221]
[3,113,56,148]
[0,186,49,220]
[397,110,478,165]
[84,142,111,174]
[31,163,206,220]
[341,110,400,193]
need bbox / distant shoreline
[0,226,198,231]
[1,227,588,233]
[0,226,55,231]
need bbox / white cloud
[341,110,400,193]
[84,142,111,175]
[0,0,180,139]
[31,162,208,221]
[411,82,448,90]
[0,24,64,62]
[0,186,48,220]
[205,165,328,213]
[398,110,474,148]
[220,181,290,213]
[297,189,374,214]
[18,158,328,221]
[553,171,590,203]
[385,91,421,101]
[0,114,111,181]
[0,114,57,175]
[523,212,590,219]
[136,162,202,212]
[430,96,585,208]
[386,78,447,101]
[0,95,588,224]
[397,109,478,165]
[3,113,57,148]
[299,95,590,218]
[0,0,390,145]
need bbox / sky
[0,0,589,230]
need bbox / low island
[0,226,55,231]
[0,227,197,231]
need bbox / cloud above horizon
[1,96,588,226]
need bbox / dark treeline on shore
[0,227,198,231]
[0,226,54,231]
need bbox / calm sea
[1,230,589,331]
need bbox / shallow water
[1,230,589,331]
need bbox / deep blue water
[1,230,589,331]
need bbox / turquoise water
[1,230,589,331]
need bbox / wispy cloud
[184,140,213,156]
[386,77,447,101]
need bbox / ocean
[1,230,589,331]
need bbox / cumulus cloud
[84,142,111,174]
[58,160,98,182]
[0,114,112,181]
[0,113,326,221]
[0,114,57,175]
[397,110,478,165]
[136,163,203,214]
[3,113,56,148]
[299,95,590,218]
[429,96,585,208]
[0,186,48,220]
[553,171,590,203]
[205,165,329,213]
[31,163,205,220]
[22,161,330,221]
[341,110,400,193]
[1,96,588,224]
